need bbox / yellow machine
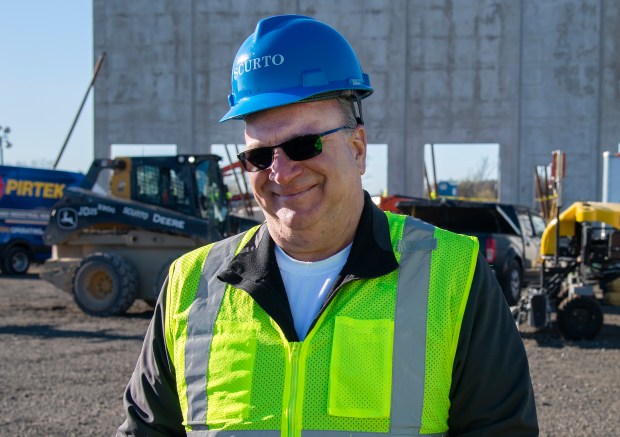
[540,202,620,256]
[514,201,620,340]
[40,155,261,316]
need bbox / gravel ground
[1,267,619,436]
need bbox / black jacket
[117,193,538,436]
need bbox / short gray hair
[300,89,362,127]
[337,96,358,128]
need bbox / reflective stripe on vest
[391,216,437,432]
[186,430,447,436]
[171,214,477,436]
[185,232,247,426]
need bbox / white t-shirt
[275,243,352,340]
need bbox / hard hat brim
[219,87,373,123]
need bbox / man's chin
[270,208,317,232]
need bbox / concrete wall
[93,0,620,206]
[519,0,617,205]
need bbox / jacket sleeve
[116,277,186,436]
[448,253,539,436]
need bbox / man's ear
[350,126,367,175]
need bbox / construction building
[93,0,620,206]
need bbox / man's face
[244,99,367,240]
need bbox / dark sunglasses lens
[283,135,322,161]
[241,134,324,172]
[244,148,273,171]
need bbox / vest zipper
[284,342,301,437]
[281,305,332,437]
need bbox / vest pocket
[328,316,394,419]
[207,322,258,423]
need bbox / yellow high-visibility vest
[165,212,478,437]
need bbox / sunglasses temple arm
[354,94,364,125]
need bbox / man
[118,15,538,436]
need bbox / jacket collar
[218,191,399,340]
[222,191,398,282]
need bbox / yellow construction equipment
[514,201,620,340]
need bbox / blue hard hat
[220,15,373,122]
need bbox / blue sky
[0,1,94,173]
[0,2,497,195]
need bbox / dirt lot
[1,268,620,436]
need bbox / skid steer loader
[40,154,262,316]
[513,201,620,340]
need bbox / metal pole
[430,144,438,197]
[0,127,10,166]
[543,166,551,222]
[54,52,106,169]
[424,164,433,199]
[222,144,253,216]
[234,144,253,203]
[534,167,547,220]
[554,179,562,264]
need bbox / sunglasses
[237,125,354,172]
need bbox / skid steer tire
[72,252,138,317]
[2,246,31,275]
[557,294,603,340]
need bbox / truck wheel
[502,259,522,306]
[2,246,31,275]
[72,252,138,316]
[557,295,603,340]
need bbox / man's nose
[269,148,302,182]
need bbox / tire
[502,259,523,306]
[557,294,603,340]
[71,252,138,316]
[2,246,31,275]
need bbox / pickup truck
[0,165,83,274]
[380,196,547,305]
